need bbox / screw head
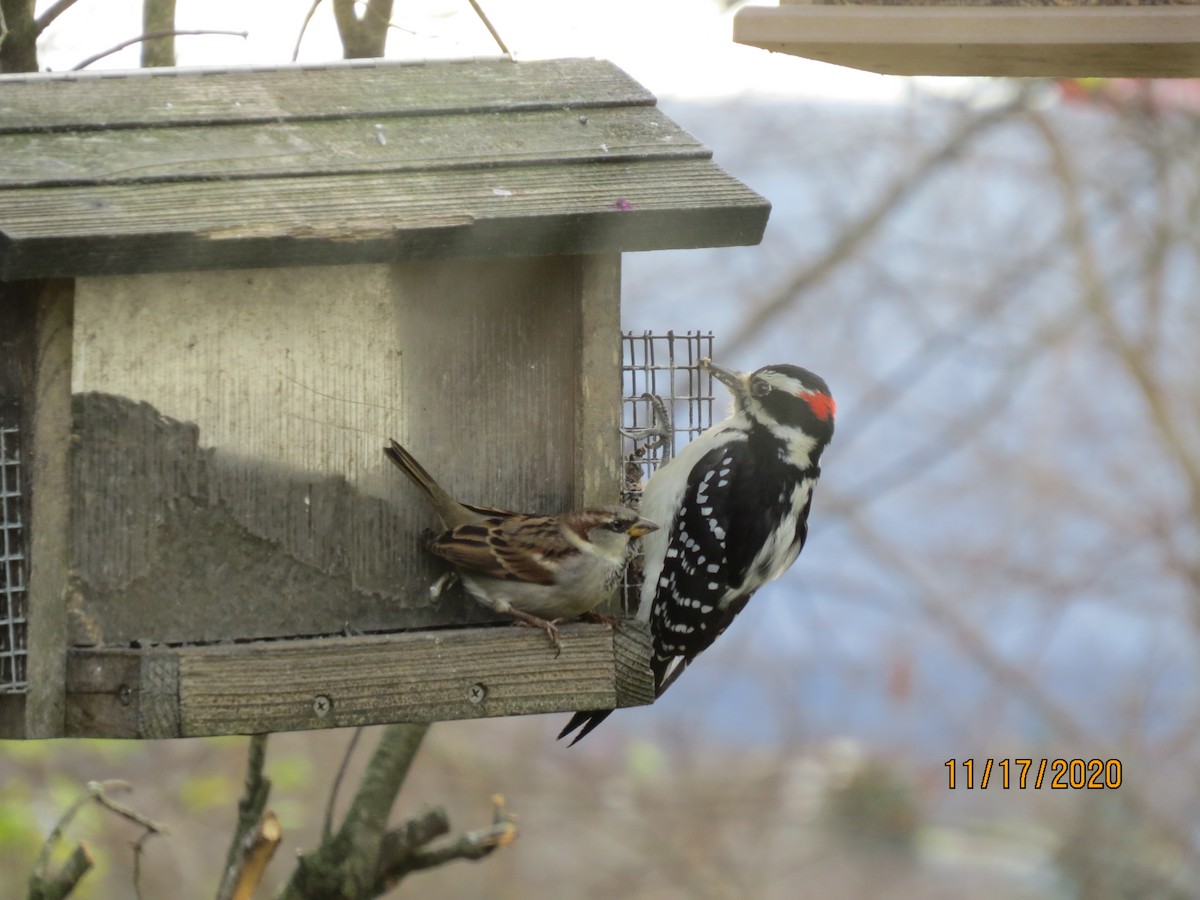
[313,694,332,717]
[467,683,487,705]
[117,685,133,707]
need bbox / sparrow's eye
[751,379,771,398]
[605,520,628,532]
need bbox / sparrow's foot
[508,609,563,657]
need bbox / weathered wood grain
[24,280,73,737]
[69,259,583,644]
[1,160,769,279]
[0,58,653,134]
[734,6,1200,77]
[575,254,624,616]
[64,621,652,737]
[0,106,705,189]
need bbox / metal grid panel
[620,331,715,613]
[0,421,28,693]
[621,330,716,504]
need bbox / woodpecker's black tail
[557,710,613,746]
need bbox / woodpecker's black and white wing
[641,429,818,694]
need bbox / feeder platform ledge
[733,3,1200,78]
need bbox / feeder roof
[0,57,770,280]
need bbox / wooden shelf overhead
[734,1,1200,78]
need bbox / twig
[466,0,511,60]
[227,811,282,900]
[323,726,364,841]
[292,0,324,62]
[279,723,430,900]
[71,29,247,70]
[373,796,515,893]
[89,781,169,835]
[33,0,81,36]
[29,843,93,900]
[30,780,166,900]
[724,90,1035,355]
[218,734,272,900]
[376,807,451,865]
[132,829,156,900]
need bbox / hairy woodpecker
[558,360,834,743]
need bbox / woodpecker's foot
[620,393,674,464]
[508,610,563,657]
[578,611,623,629]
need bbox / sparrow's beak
[702,359,750,409]
[627,517,660,538]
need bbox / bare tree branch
[466,0,512,60]
[0,0,38,73]
[225,811,281,900]
[323,726,364,841]
[280,723,429,900]
[34,0,80,37]
[1028,109,1200,563]
[140,0,176,68]
[332,0,393,59]
[29,843,93,900]
[378,795,516,887]
[29,780,166,900]
[71,28,247,71]
[292,0,324,62]
[217,734,272,900]
[724,90,1036,355]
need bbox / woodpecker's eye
[751,379,771,398]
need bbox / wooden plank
[65,647,140,736]
[0,58,654,134]
[68,259,581,644]
[0,106,706,189]
[0,695,25,739]
[0,159,771,279]
[575,254,625,617]
[23,280,73,738]
[733,6,1200,77]
[63,622,653,737]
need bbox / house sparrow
[384,439,658,653]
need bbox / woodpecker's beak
[702,359,750,408]
[627,517,660,538]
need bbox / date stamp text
[944,758,1122,789]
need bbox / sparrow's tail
[384,439,472,528]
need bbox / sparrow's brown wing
[428,514,575,585]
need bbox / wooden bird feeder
[734,0,1200,78]
[0,58,769,739]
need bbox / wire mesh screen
[620,330,716,505]
[619,331,716,613]
[0,419,28,694]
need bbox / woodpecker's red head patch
[803,392,836,422]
